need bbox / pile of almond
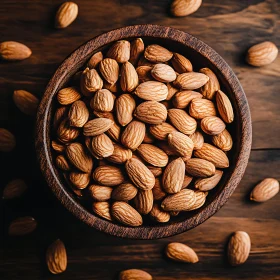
[51,38,234,227]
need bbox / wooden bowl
[35,25,252,239]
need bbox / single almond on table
[68,100,89,127]
[87,51,103,68]
[125,158,155,190]
[13,90,39,116]
[88,185,113,201]
[162,157,185,194]
[56,155,70,171]
[151,63,177,82]
[0,128,16,152]
[99,58,119,85]
[173,90,202,109]
[149,122,176,140]
[185,158,216,178]
[111,201,143,227]
[111,183,138,201]
[171,53,193,73]
[115,94,136,126]
[46,239,67,274]
[119,269,152,280]
[134,189,153,214]
[150,204,170,223]
[3,179,28,200]
[69,172,90,189]
[92,201,112,221]
[93,165,125,186]
[83,118,114,136]
[165,242,199,263]
[195,170,223,191]
[173,72,209,90]
[250,178,279,202]
[135,81,168,101]
[212,129,233,151]
[57,87,81,105]
[130,38,145,65]
[55,1,78,28]
[228,231,251,266]
[216,90,234,123]
[120,61,139,92]
[137,144,168,167]
[171,0,202,17]
[8,216,37,236]
[199,67,220,100]
[57,119,79,143]
[107,143,132,164]
[189,131,204,150]
[189,98,216,119]
[107,40,130,63]
[0,41,31,61]
[201,116,226,135]
[80,68,103,96]
[90,89,114,112]
[136,66,153,83]
[144,44,173,62]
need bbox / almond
[120,61,139,92]
[92,201,112,221]
[137,144,168,167]
[171,0,202,17]
[199,67,220,100]
[107,40,130,63]
[88,185,113,201]
[250,178,279,202]
[107,143,132,164]
[144,44,173,62]
[130,38,145,65]
[69,171,90,189]
[138,55,155,67]
[125,158,155,190]
[201,116,226,135]
[99,58,119,85]
[57,87,81,105]
[121,120,146,150]
[187,191,207,210]
[56,155,70,171]
[66,142,93,173]
[173,90,202,109]
[228,231,251,266]
[0,41,31,61]
[171,53,193,73]
[68,100,89,127]
[8,216,37,236]
[55,1,78,28]
[149,122,176,140]
[173,72,209,90]
[53,106,68,131]
[134,189,153,214]
[90,89,114,112]
[83,118,114,136]
[91,133,114,158]
[57,119,79,143]
[151,63,177,82]
[168,108,197,135]
[189,98,216,119]
[111,183,138,201]
[115,94,136,126]
[93,165,125,186]
[87,51,103,68]
[13,90,39,116]
[46,239,67,274]
[152,178,166,200]
[194,143,229,168]
[3,179,28,200]
[111,201,143,227]
[162,157,185,194]
[103,81,119,93]
[0,128,16,152]
[136,66,153,83]
[189,131,204,150]
[195,170,223,191]
[157,141,179,156]
[246,41,278,66]
[147,166,162,177]
[134,101,167,124]
[165,242,199,263]
[212,129,233,151]
[216,90,234,123]
[161,189,196,211]
[185,158,215,178]
[143,131,155,143]
[119,269,152,280]
[135,81,168,101]
[80,68,103,96]
[166,82,179,100]
[182,174,193,189]
[168,131,194,159]
[150,204,170,223]
[51,140,65,153]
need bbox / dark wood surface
[1,0,279,279]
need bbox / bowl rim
[35,24,252,239]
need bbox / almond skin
[121,120,146,150]
[130,38,145,66]
[138,55,155,67]
[57,119,79,143]
[185,158,216,178]
[3,179,28,200]
[161,189,196,211]
[111,201,143,227]
[0,41,31,61]
[165,242,199,263]
[136,66,153,83]
[135,81,168,101]
[143,131,155,143]
[195,170,223,191]
[99,58,119,85]
[120,61,139,92]
[189,131,204,150]
[13,90,39,116]
[56,155,70,171]
[83,118,114,137]
[173,90,202,109]
[46,239,67,274]
[55,1,78,29]
[216,90,234,123]
[0,128,16,152]
[171,0,202,17]
[8,216,37,236]
[134,189,153,214]
[171,53,193,73]
[91,133,114,158]
[119,269,152,280]
[168,108,197,135]
[88,184,113,201]
[144,44,173,62]
[134,101,167,124]
[137,144,168,167]
[107,143,132,164]
[147,166,162,177]
[194,143,229,168]
[187,191,207,210]
[149,122,177,140]
[111,183,138,201]
[189,98,216,119]
[80,68,103,96]
[107,40,130,63]
[246,41,278,66]
[173,72,209,90]
[87,51,103,68]
[53,106,68,131]
[150,204,170,223]
[152,178,166,200]
[162,157,185,194]
[250,178,279,202]
[115,94,136,126]
[92,201,112,221]
[93,165,125,186]
[151,63,177,82]
[68,100,89,127]
[182,174,193,189]
[212,129,233,151]
[90,89,114,112]
[201,116,226,135]
[199,67,220,100]
[57,87,81,105]
[69,172,90,189]
[228,231,251,266]
[125,158,155,190]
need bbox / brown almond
[151,63,177,82]
[8,216,37,236]
[51,140,65,153]
[125,158,155,190]
[107,143,132,164]
[189,98,217,119]
[103,81,119,93]
[147,166,162,177]
[134,101,167,124]
[182,174,193,189]
[92,201,112,221]
[112,183,138,201]
[13,90,39,116]
[68,100,89,127]
[216,90,234,123]
[173,90,202,109]
[138,55,155,67]
[150,204,170,223]
[53,106,68,131]
[90,89,114,112]
[80,68,103,96]
[199,67,220,100]
[152,178,166,200]
[99,58,119,85]
[87,51,103,68]
[135,81,168,101]
[120,61,139,92]
[162,157,185,194]
[46,239,67,274]
[212,129,233,151]
[171,53,193,73]
[149,122,177,141]
[57,119,79,143]
[250,178,279,202]
[157,141,179,156]
[115,94,136,126]
[187,191,207,210]
[56,155,70,171]
[173,72,209,90]
[189,131,204,150]
[144,44,173,62]
[93,165,125,186]
[0,41,31,61]
[166,83,179,100]
[165,242,199,263]
[0,128,16,152]
[111,201,143,227]
[3,179,28,200]
[91,133,114,158]
[57,87,81,105]
[136,66,153,83]
[88,185,113,201]
[137,144,168,167]
[69,172,90,189]
[143,131,155,143]
[130,38,145,65]
[171,0,202,17]
[55,1,78,28]
[185,158,216,178]
[134,189,153,214]
[201,116,226,135]
[195,170,223,191]
[107,40,130,63]
[119,269,152,280]
[83,118,114,136]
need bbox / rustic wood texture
[1,0,279,279]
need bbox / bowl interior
[37,25,251,239]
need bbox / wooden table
[1,0,280,279]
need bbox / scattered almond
[171,0,202,17]
[13,90,39,116]
[3,179,28,200]
[0,41,31,61]
[0,128,16,152]
[250,178,279,202]
[8,216,37,236]
[55,1,78,29]
[165,242,199,263]
[119,269,152,280]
